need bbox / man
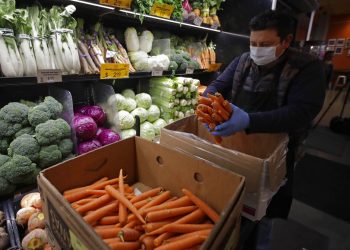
[204,10,326,218]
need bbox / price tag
[193,16,203,26]
[152,68,163,76]
[37,69,62,84]
[150,3,174,19]
[108,0,132,9]
[106,50,117,59]
[100,63,129,79]
[208,63,223,72]
[211,23,219,30]
[185,67,194,74]
[99,0,109,4]
[69,230,88,250]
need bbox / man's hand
[212,104,250,136]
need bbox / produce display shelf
[0,69,210,87]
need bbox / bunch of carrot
[196,92,233,144]
[63,170,220,250]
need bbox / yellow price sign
[99,0,132,9]
[150,3,174,19]
[208,63,223,72]
[100,63,130,79]
[99,0,109,4]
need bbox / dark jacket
[204,48,326,134]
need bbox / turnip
[16,207,38,226]
[22,229,48,250]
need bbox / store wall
[295,13,310,41]
[327,14,350,70]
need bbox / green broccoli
[8,134,40,162]
[38,145,62,169]
[35,119,68,146]
[28,104,51,127]
[0,155,36,184]
[0,154,10,166]
[181,51,191,61]
[169,61,179,71]
[170,54,185,65]
[14,127,35,138]
[188,60,200,70]
[58,138,74,158]
[0,177,16,196]
[0,102,29,125]
[20,99,37,108]
[55,118,71,138]
[0,119,22,137]
[20,167,41,185]
[63,153,75,161]
[43,96,63,119]
[0,138,9,154]
[179,61,189,71]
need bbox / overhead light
[70,0,114,10]
[119,10,221,33]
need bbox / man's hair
[249,10,295,40]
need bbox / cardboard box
[38,137,245,250]
[160,116,288,220]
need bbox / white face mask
[250,46,278,66]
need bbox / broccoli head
[0,119,22,137]
[20,167,41,185]
[0,102,29,125]
[14,127,35,138]
[169,61,179,71]
[188,60,200,70]
[35,119,69,146]
[170,54,185,65]
[58,138,74,158]
[20,99,37,108]
[0,177,16,196]
[0,154,10,166]
[0,155,37,184]
[28,104,51,127]
[38,145,62,169]
[181,51,191,61]
[179,61,189,71]
[43,96,63,119]
[8,134,40,162]
[0,138,9,154]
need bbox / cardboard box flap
[135,137,244,213]
[160,130,263,193]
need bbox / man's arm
[203,56,240,97]
[248,60,326,133]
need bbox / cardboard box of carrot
[37,137,245,250]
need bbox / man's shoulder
[286,48,320,69]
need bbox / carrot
[108,241,140,250]
[86,190,107,196]
[63,177,108,195]
[104,238,121,244]
[214,93,225,103]
[118,228,141,242]
[209,123,216,130]
[196,111,211,124]
[83,201,118,225]
[144,196,193,214]
[95,226,122,239]
[98,215,119,225]
[182,189,220,222]
[212,112,224,123]
[214,136,222,144]
[198,117,209,124]
[124,220,139,228]
[146,206,197,223]
[143,221,173,233]
[154,235,206,250]
[140,191,171,210]
[212,101,230,120]
[165,229,211,244]
[222,100,233,114]
[196,109,214,123]
[94,224,120,230]
[134,199,149,209]
[124,184,134,193]
[207,93,219,103]
[148,223,213,235]
[130,187,163,204]
[197,104,213,115]
[76,194,112,215]
[72,203,80,209]
[198,96,212,106]
[134,225,144,232]
[105,185,146,224]
[64,178,120,203]
[119,169,128,226]
[141,236,155,250]
[74,198,95,206]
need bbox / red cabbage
[75,105,90,114]
[73,114,97,140]
[97,129,120,146]
[96,127,106,137]
[75,105,107,126]
[78,139,101,154]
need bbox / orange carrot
[198,117,209,124]
[63,177,108,195]
[76,194,112,215]
[95,226,122,239]
[214,136,222,144]
[196,109,214,123]
[144,196,193,214]
[130,187,163,204]
[94,224,120,230]
[207,93,219,103]
[182,189,219,222]
[140,191,171,210]
[74,198,95,206]
[124,184,134,193]
[197,104,213,115]
[222,100,233,114]
[212,101,230,120]
[86,190,107,196]
[119,169,128,226]
[141,236,156,250]
[148,223,213,235]
[165,229,211,244]
[83,201,118,225]
[198,96,212,106]
[108,241,140,250]
[98,215,119,225]
[209,123,216,130]
[123,220,139,228]
[104,238,121,244]
[146,206,197,222]
[118,228,141,242]
[105,185,146,224]
[72,203,80,209]
[134,199,149,209]
[134,225,144,232]
[215,92,225,103]
[154,235,206,250]
[143,221,173,233]
[212,112,224,123]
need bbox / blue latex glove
[212,104,250,136]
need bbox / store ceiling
[319,0,350,15]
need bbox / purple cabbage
[78,139,102,154]
[97,129,120,146]
[73,114,97,140]
[75,105,107,126]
